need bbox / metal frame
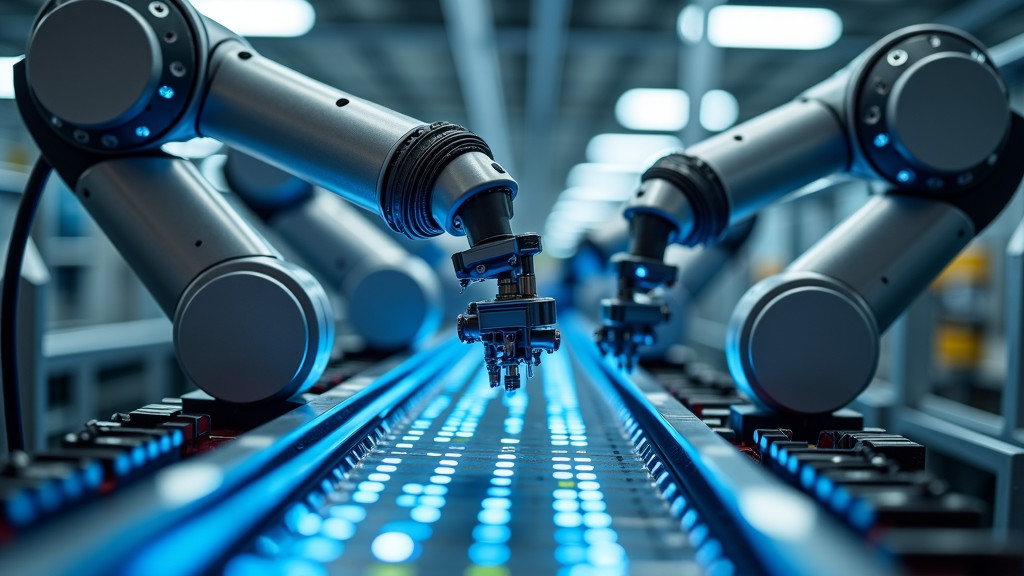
[849,219,1024,534]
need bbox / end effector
[597,211,755,371]
[595,251,674,372]
[453,230,560,392]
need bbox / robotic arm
[15,0,558,401]
[600,24,1024,414]
[221,149,443,352]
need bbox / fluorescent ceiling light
[550,199,616,223]
[615,88,689,131]
[191,0,316,37]
[541,227,586,259]
[677,5,704,44]
[585,134,683,167]
[700,89,739,132]
[0,56,21,99]
[566,163,640,190]
[561,186,632,203]
[707,6,842,50]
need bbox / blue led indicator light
[410,506,442,524]
[635,265,648,279]
[468,542,511,566]
[7,492,35,527]
[873,133,889,147]
[131,446,146,467]
[158,85,175,99]
[897,169,915,183]
[135,126,151,138]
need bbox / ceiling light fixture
[706,6,842,50]
[700,89,739,132]
[585,134,683,167]
[191,0,316,38]
[615,88,689,132]
[677,5,705,45]
[0,56,21,99]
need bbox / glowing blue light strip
[465,372,527,569]
[542,347,627,574]
[365,356,492,564]
[117,338,467,576]
[562,313,899,576]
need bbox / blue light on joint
[635,266,648,279]
[135,126,151,138]
[158,85,175,99]
[897,169,915,183]
[873,133,889,148]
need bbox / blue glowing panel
[221,346,695,574]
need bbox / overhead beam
[524,0,571,198]
[439,0,514,171]
[680,0,725,144]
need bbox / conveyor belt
[0,316,927,575]
[214,339,697,575]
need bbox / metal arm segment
[728,112,1024,414]
[223,150,443,351]
[76,156,334,403]
[198,31,558,391]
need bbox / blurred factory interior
[2,1,1024,575]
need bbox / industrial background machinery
[1,2,1024,575]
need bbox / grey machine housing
[222,150,443,351]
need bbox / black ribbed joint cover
[640,153,729,246]
[381,122,494,239]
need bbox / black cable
[2,156,52,454]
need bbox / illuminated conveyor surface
[217,345,696,575]
[0,316,896,576]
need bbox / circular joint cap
[729,276,879,415]
[345,260,441,351]
[888,53,1008,174]
[174,258,334,403]
[27,0,161,129]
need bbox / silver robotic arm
[600,24,1024,414]
[15,0,558,401]
[222,149,443,351]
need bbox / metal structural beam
[439,0,515,172]
[680,0,725,144]
[1005,217,1024,442]
[524,0,571,205]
